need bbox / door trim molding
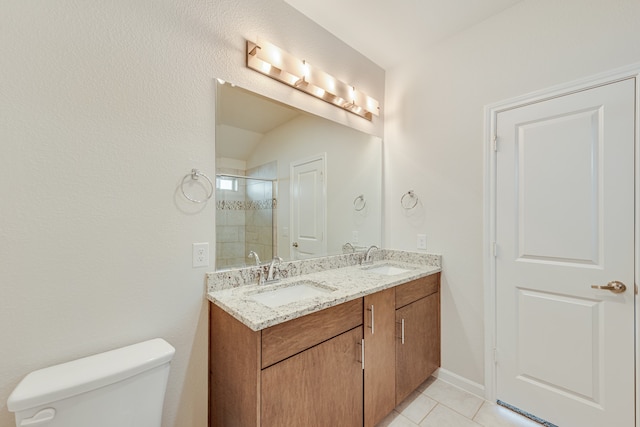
[483,62,640,407]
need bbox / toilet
[7,338,175,427]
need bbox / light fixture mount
[246,38,379,121]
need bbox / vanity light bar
[246,38,379,121]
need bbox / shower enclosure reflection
[215,170,277,269]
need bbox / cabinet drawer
[395,273,440,309]
[261,298,363,368]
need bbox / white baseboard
[433,368,486,399]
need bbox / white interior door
[495,78,635,426]
[290,154,326,259]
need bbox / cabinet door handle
[367,304,375,335]
[401,319,405,344]
[356,339,365,370]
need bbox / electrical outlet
[193,242,209,267]
[417,234,427,250]
[352,230,359,243]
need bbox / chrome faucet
[248,251,266,285]
[266,256,283,282]
[248,251,261,266]
[362,245,379,265]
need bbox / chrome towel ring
[181,169,214,203]
[353,194,366,211]
[400,190,419,210]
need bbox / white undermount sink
[362,263,413,276]
[249,281,336,308]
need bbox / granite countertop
[207,252,441,331]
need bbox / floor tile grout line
[470,399,484,420]
[427,399,483,423]
[396,410,419,426]
[416,401,440,425]
[422,401,485,427]
[419,389,484,421]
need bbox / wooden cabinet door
[364,288,396,427]
[261,326,363,427]
[395,293,440,404]
[210,305,261,427]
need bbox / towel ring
[400,190,419,210]
[181,169,214,203]
[353,194,366,211]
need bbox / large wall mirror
[215,81,382,270]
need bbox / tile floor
[377,377,543,427]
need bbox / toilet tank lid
[7,338,175,413]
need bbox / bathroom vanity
[207,251,441,427]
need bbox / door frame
[290,152,328,259]
[482,63,640,420]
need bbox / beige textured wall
[384,0,640,387]
[0,1,384,426]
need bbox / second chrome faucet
[361,245,379,265]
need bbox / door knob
[591,281,626,294]
[292,242,299,248]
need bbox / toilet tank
[7,338,175,427]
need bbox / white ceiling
[217,83,301,134]
[216,83,302,161]
[218,1,524,160]
[284,0,523,69]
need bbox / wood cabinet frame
[209,272,440,426]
